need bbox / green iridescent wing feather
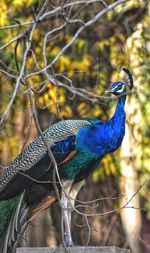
[0,119,91,195]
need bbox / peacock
[0,68,133,252]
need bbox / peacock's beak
[105,87,113,93]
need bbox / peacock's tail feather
[0,190,57,253]
[0,196,20,239]
[0,195,23,252]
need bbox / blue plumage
[52,136,76,154]
[57,93,126,180]
[77,96,126,156]
[0,68,133,252]
[0,71,129,194]
[0,68,133,198]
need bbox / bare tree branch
[0,0,129,126]
[27,0,129,78]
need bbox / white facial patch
[117,84,125,93]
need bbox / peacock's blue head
[106,81,126,96]
[106,68,133,96]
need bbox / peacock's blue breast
[76,114,126,156]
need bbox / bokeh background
[0,1,149,253]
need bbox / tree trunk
[120,124,142,253]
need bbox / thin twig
[26,0,128,78]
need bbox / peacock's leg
[61,180,85,247]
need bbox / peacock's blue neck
[76,93,127,157]
[113,94,126,117]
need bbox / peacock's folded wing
[0,119,91,200]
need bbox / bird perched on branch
[0,68,133,252]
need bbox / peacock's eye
[117,84,122,89]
